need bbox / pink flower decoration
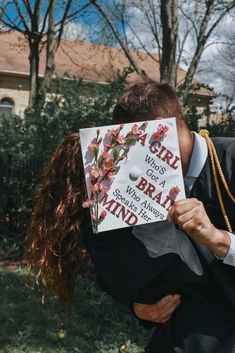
[101,210,107,218]
[88,143,99,152]
[82,199,94,208]
[99,183,108,194]
[96,129,100,134]
[90,175,97,183]
[131,124,141,135]
[108,128,119,137]
[89,166,102,178]
[170,186,180,197]
[152,124,169,140]
[91,182,108,194]
[160,124,169,133]
[107,171,115,181]
[105,142,112,150]
[103,158,115,170]
[116,135,126,144]
[90,182,100,193]
[152,132,161,139]
[101,151,111,159]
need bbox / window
[0,98,14,114]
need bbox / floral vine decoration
[82,122,148,233]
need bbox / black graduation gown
[84,222,235,353]
[83,137,235,353]
[190,137,235,311]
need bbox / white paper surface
[80,118,185,233]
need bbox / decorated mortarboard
[80,118,185,233]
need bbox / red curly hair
[24,133,88,307]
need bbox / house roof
[0,30,213,96]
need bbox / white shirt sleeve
[223,232,235,267]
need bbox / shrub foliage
[0,78,124,247]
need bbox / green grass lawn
[0,266,151,353]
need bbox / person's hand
[168,198,231,258]
[133,294,181,324]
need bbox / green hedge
[0,78,124,238]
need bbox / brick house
[0,30,214,118]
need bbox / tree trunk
[41,0,57,97]
[28,39,40,108]
[160,0,178,88]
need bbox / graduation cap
[80,118,185,233]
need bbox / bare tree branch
[91,0,146,76]
[56,0,73,46]
[12,0,30,33]
[127,21,159,63]
[117,1,129,46]
[55,1,93,28]
[179,5,198,38]
[0,0,7,19]
[0,6,25,33]
[148,0,162,56]
[204,40,234,49]
[40,2,53,35]
[179,0,235,104]
[136,0,162,55]
[34,0,41,19]
[176,21,192,71]
[23,0,33,20]
[205,2,235,40]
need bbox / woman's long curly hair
[24,133,88,307]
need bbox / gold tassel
[199,129,234,232]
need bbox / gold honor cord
[199,129,234,233]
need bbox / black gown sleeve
[82,223,206,306]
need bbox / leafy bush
[185,104,235,137]
[201,115,235,137]
[0,78,124,249]
[24,77,124,161]
[184,105,201,132]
